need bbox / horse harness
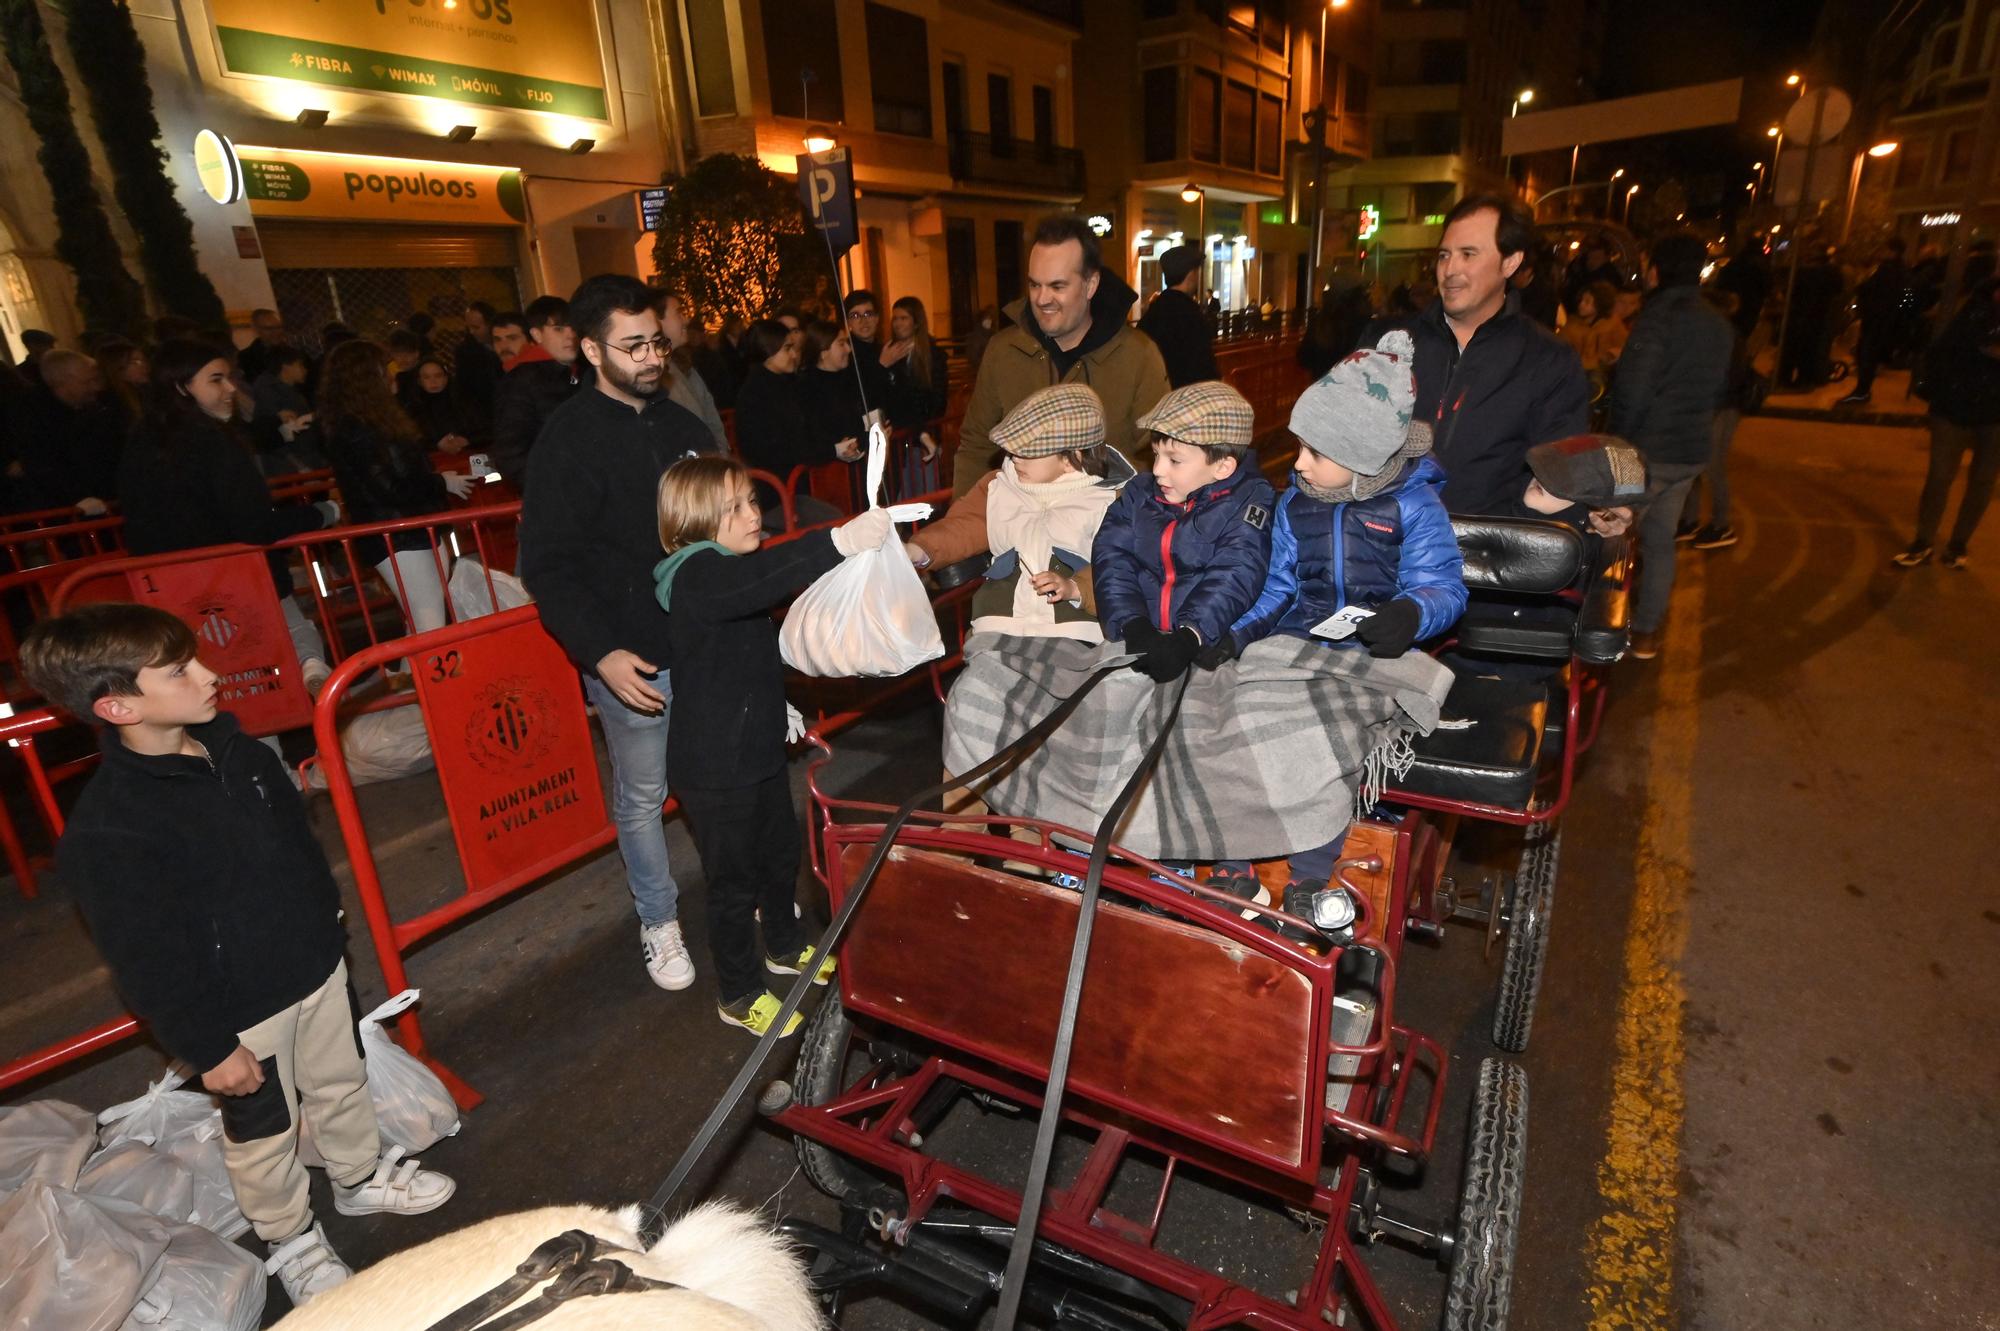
[424,1229,680,1330]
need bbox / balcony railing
[948,130,1085,194]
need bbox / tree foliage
[60,0,226,328]
[650,154,826,326]
[0,0,147,335]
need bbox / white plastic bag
[358,990,461,1152]
[0,1100,98,1199]
[97,1071,248,1240]
[76,1140,197,1224]
[448,558,533,620]
[305,706,435,789]
[123,1215,265,1331]
[0,1182,168,1331]
[779,421,945,678]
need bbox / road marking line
[1584,559,1702,1329]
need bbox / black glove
[1196,631,1239,671]
[1353,598,1422,659]
[1136,626,1201,682]
[1120,618,1162,656]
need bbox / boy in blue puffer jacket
[1092,381,1276,680]
[1205,330,1466,894]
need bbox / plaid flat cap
[1135,381,1254,451]
[991,384,1107,458]
[1526,434,1648,507]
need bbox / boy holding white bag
[20,604,455,1310]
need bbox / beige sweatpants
[223,959,381,1242]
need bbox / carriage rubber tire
[1441,1059,1528,1331]
[1491,820,1560,1052]
[793,993,875,1202]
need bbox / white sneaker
[641,919,696,990]
[331,1145,456,1216]
[266,1221,352,1305]
[302,657,332,698]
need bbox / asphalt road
[3,406,1995,1329]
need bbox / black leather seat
[1392,672,1548,810]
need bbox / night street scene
[0,0,1994,1327]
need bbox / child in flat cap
[1219,331,1466,667]
[909,383,1133,641]
[1091,380,1277,681]
[1520,434,1649,523]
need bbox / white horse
[275,1201,823,1330]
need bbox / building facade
[0,0,684,357]
[1858,0,2000,255]
[670,0,1085,337]
[1073,0,1375,318]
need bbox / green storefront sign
[218,28,608,120]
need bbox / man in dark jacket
[491,294,590,489]
[1840,238,1913,406]
[1371,194,1593,519]
[1609,232,1735,658]
[5,349,123,512]
[1138,245,1220,388]
[452,301,506,420]
[520,274,717,992]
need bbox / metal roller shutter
[256,222,523,270]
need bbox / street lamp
[1511,88,1534,116]
[1180,184,1206,253]
[1606,166,1625,216]
[1868,141,1900,157]
[803,126,837,153]
[1785,72,1801,87]
[1624,182,1640,224]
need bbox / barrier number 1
[427,650,462,682]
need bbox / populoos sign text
[210,0,608,120]
[236,147,528,225]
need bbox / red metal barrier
[0,516,127,575]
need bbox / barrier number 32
[427,650,463,682]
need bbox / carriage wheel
[1491,820,1560,1052]
[793,993,874,1200]
[1441,1059,1528,1331]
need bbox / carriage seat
[1447,517,1629,666]
[1390,672,1548,810]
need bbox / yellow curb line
[1583,558,1702,1329]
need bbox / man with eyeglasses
[521,274,723,993]
[841,289,892,409]
[491,293,591,490]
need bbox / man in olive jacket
[953,215,1170,495]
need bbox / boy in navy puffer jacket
[1092,381,1276,681]
[1207,331,1466,894]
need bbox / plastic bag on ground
[0,1181,169,1331]
[358,990,461,1152]
[76,1140,197,1224]
[97,1071,248,1240]
[448,559,533,620]
[122,1215,265,1331]
[779,421,946,678]
[304,706,434,789]
[0,1100,98,1199]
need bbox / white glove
[443,471,476,500]
[831,506,894,556]
[785,702,807,744]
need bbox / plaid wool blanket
[941,632,1455,861]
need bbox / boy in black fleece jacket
[21,604,453,1309]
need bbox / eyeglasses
[604,336,672,362]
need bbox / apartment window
[1944,128,1976,182]
[1345,64,1369,115]
[866,3,932,138]
[1141,0,1178,17]
[1414,181,1456,219]
[1190,68,1221,162]
[1142,66,1179,161]
[943,61,967,136]
[1223,79,1255,169]
[683,0,736,116]
[764,0,843,121]
[988,73,1014,147]
[1421,41,1468,84]
[1256,90,1282,175]
[1033,84,1055,150]
[1895,137,1930,190]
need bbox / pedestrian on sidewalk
[1608,233,1735,660]
[520,274,719,991]
[20,604,456,1309]
[1678,287,1754,550]
[1840,238,1914,407]
[1138,245,1221,389]
[1897,275,2000,569]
